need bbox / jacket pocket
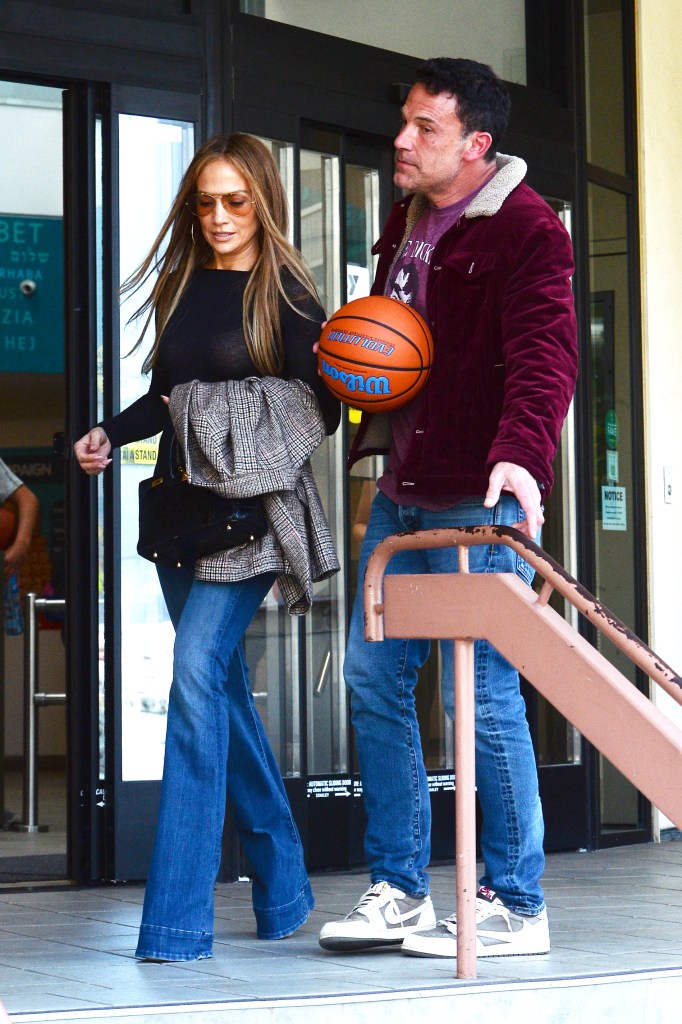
[438,251,499,279]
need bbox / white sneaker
[319,881,436,951]
[401,886,550,958]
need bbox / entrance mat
[0,854,66,882]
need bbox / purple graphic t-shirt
[378,184,488,508]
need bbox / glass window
[588,185,635,654]
[116,115,194,782]
[345,160,382,650]
[533,199,581,768]
[0,79,67,853]
[241,0,528,84]
[258,138,295,244]
[240,138,303,775]
[301,149,342,316]
[299,146,347,774]
[588,181,642,833]
[584,0,644,842]
[346,164,380,300]
[584,0,626,175]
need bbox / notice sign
[0,214,64,374]
[602,485,627,531]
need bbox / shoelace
[437,899,512,934]
[349,881,405,918]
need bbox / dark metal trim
[585,162,635,194]
[63,81,107,884]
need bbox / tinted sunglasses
[186,191,255,218]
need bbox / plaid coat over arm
[168,376,339,614]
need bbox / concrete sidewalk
[1,841,681,1022]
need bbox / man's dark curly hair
[414,57,511,160]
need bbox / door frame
[63,79,109,883]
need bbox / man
[1,455,39,829]
[0,456,39,581]
[319,57,577,958]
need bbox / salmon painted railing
[363,525,682,979]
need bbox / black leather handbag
[137,441,268,568]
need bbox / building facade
[0,0,679,886]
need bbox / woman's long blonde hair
[123,133,320,376]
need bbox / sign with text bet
[0,214,64,373]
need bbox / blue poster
[0,214,64,374]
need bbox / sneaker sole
[319,933,407,951]
[402,942,550,959]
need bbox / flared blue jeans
[135,566,313,961]
[344,491,546,916]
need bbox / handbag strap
[157,433,186,484]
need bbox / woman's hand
[73,427,112,476]
[313,321,327,368]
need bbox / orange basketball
[317,295,433,412]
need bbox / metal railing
[364,524,682,980]
[18,592,66,833]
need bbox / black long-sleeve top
[101,268,340,473]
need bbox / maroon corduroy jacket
[348,154,578,501]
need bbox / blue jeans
[345,490,545,916]
[135,566,313,961]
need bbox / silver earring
[191,222,198,245]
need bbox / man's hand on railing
[484,461,545,539]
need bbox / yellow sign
[120,437,159,465]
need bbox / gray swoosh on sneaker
[382,904,423,929]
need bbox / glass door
[587,183,648,845]
[0,78,68,881]
[104,86,199,880]
[583,0,649,847]
[296,128,393,868]
[286,136,591,863]
[116,115,195,786]
[525,198,590,852]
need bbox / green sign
[0,214,64,374]
[605,408,619,450]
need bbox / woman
[74,133,340,961]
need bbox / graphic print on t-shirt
[387,215,448,318]
[391,264,418,305]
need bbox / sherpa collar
[464,153,527,217]
[402,152,527,235]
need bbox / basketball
[0,505,17,551]
[317,295,433,412]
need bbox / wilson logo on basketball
[317,295,433,413]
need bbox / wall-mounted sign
[0,214,64,374]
